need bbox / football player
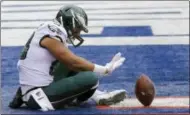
[9,5,126,111]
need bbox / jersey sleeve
[36,23,68,47]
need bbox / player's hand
[93,52,125,76]
[108,52,122,64]
[105,52,125,74]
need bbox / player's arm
[41,37,125,76]
[41,37,96,72]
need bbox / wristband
[93,64,108,75]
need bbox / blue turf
[1,45,189,114]
[82,26,153,37]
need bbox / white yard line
[110,97,189,108]
[1,36,189,46]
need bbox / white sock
[91,90,105,101]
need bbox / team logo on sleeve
[48,25,62,35]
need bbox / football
[135,74,155,106]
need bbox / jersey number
[20,32,35,60]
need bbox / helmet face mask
[55,5,88,47]
[66,34,84,47]
[67,27,84,47]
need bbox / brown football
[135,74,155,106]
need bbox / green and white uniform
[18,21,98,109]
[10,5,127,110]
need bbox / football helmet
[55,5,88,47]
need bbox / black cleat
[9,87,24,108]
